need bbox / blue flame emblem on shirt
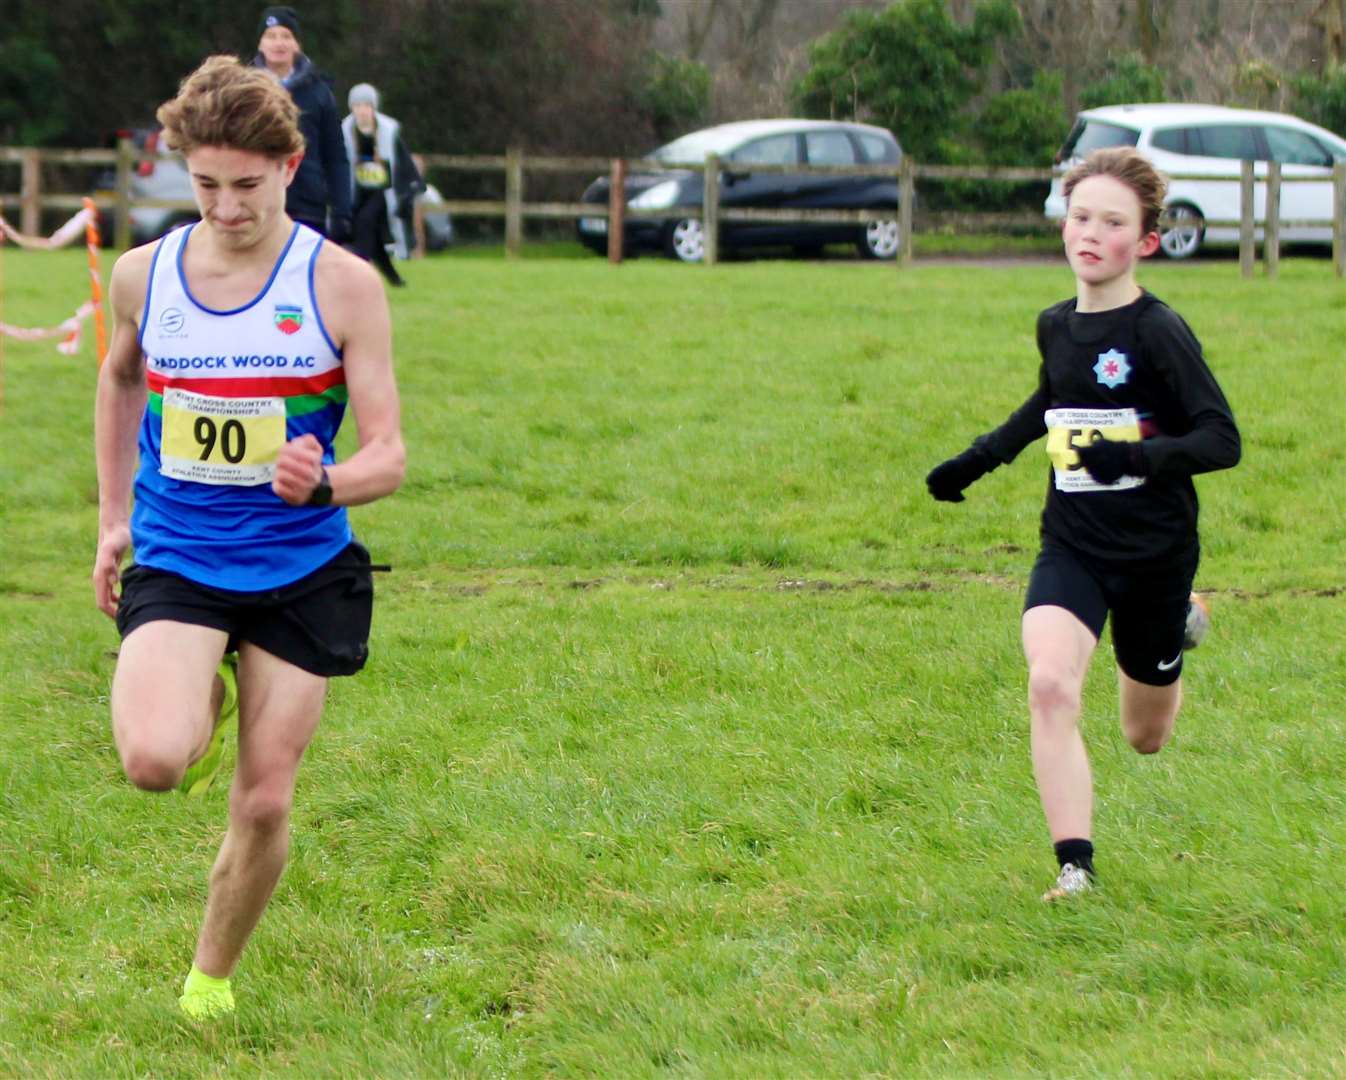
[1094,348,1131,388]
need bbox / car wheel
[1159,203,1204,259]
[857,218,900,260]
[664,218,705,263]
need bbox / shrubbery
[638,53,712,145]
[1292,65,1346,137]
[792,0,1020,164]
[1077,53,1167,110]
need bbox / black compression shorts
[115,542,375,677]
[1024,542,1198,687]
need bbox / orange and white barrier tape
[82,198,108,364]
[0,201,105,361]
[0,301,94,355]
[0,206,95,250]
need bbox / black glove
[926,446,994,503]
[328,216,353,245]
[1077,438,1147,485]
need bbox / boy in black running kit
[926,147,1240,901]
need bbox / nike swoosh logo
[1157,653,1182,672]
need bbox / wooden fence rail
[1,141,1343,276]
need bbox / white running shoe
[1042,862,1092,902]
[1184,593,1211,651]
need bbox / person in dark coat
[252,6,352,242]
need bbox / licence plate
[579,217,608,235]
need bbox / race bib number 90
[1044,407,1145,493]
[161,388,286,486]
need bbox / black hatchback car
[576,119,903,262]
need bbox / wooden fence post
[1333,162,1345,279]
[899,157,915,266]
[115,136,133,251]
[1264,160,1280,278]
[702,153,720,266]
[19,148,41,237]
[504,146,523,258]
[1238,159,1255,279]
[607,158,625,265]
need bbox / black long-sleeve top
[974,291,1241,565]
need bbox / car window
[730,134,800,165]
[1060,119,1139,159]
[1191,125,1260,160]
[1150,127,1191,155]
[805,131,857,165]
[857,132,898,163]
[1263,125,1334,166]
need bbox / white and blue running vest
[133,222,352,591]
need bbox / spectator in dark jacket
[252,6,352,242]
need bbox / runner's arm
[973,371,1051,466]
[276,248,405,507]
[1136,307,1241,477]
[968,310,1055,465]
[92,249,152,616]
[926,323,1051,501]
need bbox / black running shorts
[115,542,375,677]
[1024,541,1198,687]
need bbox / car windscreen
[1058,119,1140,161]
[651,130,740,165]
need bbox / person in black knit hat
[252,6,352,243]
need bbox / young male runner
[926,148,1240,901]
[93,55,404,1017]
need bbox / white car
[1044,103,1346,258]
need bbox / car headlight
[629,180,681,210]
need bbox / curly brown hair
[156,55,304,159]
[1062,147,1168,235]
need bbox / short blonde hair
[1062,147,1168,235]
[157,55,304,159]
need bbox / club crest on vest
[274,304,304,335]
[1094,348,1131,389]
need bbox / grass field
[1,243,1344,1078]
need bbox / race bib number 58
[1044,407,1145,493]
[161,388,286,486]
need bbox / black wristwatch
[306,467,334,507]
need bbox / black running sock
[1054,838,1096,878]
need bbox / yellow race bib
[1044,408,1145,493]
[356,161,390,188]
[161,388,286,486]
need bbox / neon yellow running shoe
[179,655,238,797]
[179,965,234,1020]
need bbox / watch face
[308,470,333,506]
